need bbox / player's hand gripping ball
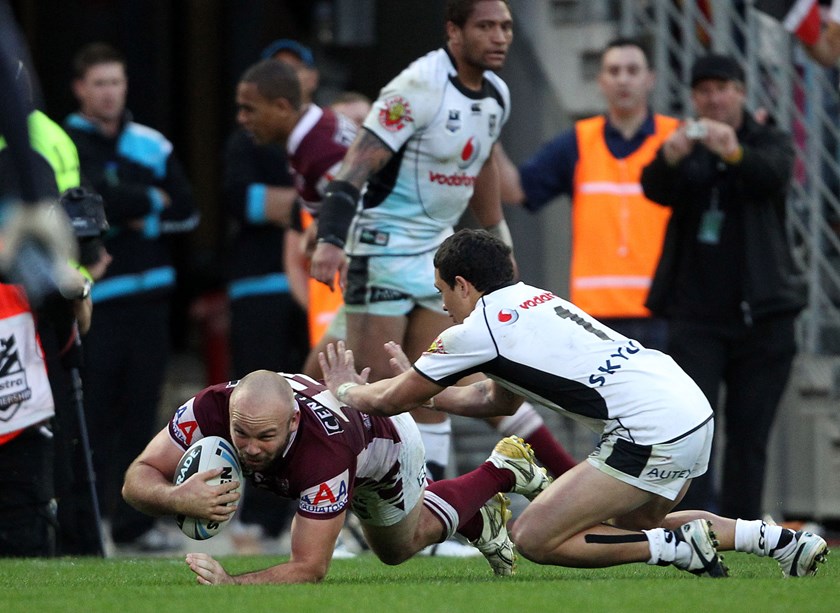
[173,436,242,540]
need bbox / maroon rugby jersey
[167,373,403,520]
[287,105,357,214]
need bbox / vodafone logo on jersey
[519,292,557,309]
[497,308,519,324]
[378,95,413,132]
[457,136,481,169]
[428,171,477,186]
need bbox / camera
[685,119,707,140]
[59,187,109,266]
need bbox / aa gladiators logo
[0,333,33,422]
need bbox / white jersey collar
[287,104,323,156]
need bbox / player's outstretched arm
[319,341,442,415]
[320,340,522,418]
[188,512,346,585]
[431,378,523,418]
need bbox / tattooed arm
[336,129,394,186]
[310,129,394,289]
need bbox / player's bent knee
[367,541,414,566]
[510,519,552,563]
[374,549,413,566]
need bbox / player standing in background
[234,55,362,555]
[311,0,575,483]
[221,38,319,555]
[284,91,373,378]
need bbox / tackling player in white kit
[320,229,829,578]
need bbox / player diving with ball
[122,370,550,584]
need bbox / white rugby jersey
[414,282,713,445]
[347,48,510,256]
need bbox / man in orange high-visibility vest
[499,37,678,351]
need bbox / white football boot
[486,436,552,501]
[472,493,515,576]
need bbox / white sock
[416,418,452,470]
[734,519,787,556]
[495,401,544,438]
[643,528,676,565]
[645,527,693,567]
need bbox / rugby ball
[173,435,242,540]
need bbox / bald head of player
[229,370,300,471]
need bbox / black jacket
[641,112,805,323]
[64,111,197,304]
[221,129,292,284]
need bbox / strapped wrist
[317,180,360,247]
[336,382,359,404]
[317,236,345,249]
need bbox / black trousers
[229,293,308,536]
[668,313,797,519]
[82,299,170,543]
[0,427,56,557]
[50,362,102,555]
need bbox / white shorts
[343,250,446,317]
[587,418,713,500]
[350,412,427,526]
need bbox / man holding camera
[0,185,106,557]
[640,54,803,519]
[49,188,111,556]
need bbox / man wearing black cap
[640,54,804,520]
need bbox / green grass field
[0,551,833,613]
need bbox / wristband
[336,382,359,404]
[317,180,360,248]
[69,259,95,283]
